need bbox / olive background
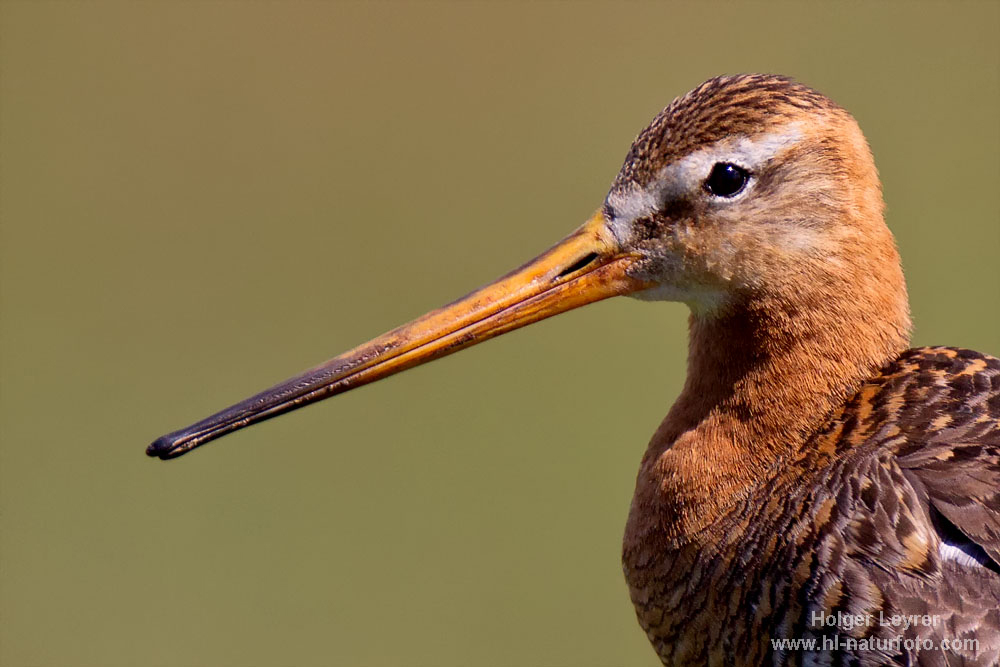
[2,2,997,665]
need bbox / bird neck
[628,258,910,545]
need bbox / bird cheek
[673,224,738,285]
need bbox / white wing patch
[939,540,994,570]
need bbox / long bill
[147,212,650,460]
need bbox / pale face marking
[603,123,809,313]
[605,123,805,246]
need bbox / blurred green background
[2,2,997,665]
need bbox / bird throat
[627,282,910,545]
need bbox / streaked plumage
[149,75,1000,665]
[626,346,1000,665]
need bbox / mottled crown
[614,74,839,189]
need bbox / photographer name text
[811,611,941,632]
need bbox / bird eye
[704,163,749,198]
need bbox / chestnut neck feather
[626,218,910,546]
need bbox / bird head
[606,74,903,321]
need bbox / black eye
[704,163,749,198]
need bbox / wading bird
[149,75,1000,666]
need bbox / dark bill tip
[146,434,185,459]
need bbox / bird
[148,74,1000,666]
